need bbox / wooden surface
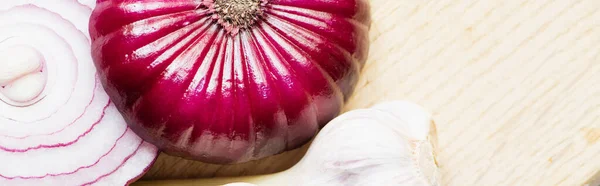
[143,0,600,185]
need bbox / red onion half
[0,1,158,185]
[90,0,371,164]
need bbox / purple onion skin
[89,0,370,164]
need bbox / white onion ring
[0,1,158,185]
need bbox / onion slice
[0,1,158,185]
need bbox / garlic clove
[286,100,440,186]
[373,101,441,186]
[371,100,433,141]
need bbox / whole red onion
[90,0,370,164]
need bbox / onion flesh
[0,1,158,185]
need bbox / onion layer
[90,0,371,164]
[0,1,158,185]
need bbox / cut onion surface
[0,1,158,185]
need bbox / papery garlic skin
[285,101,440,186]
[373,101,441,186]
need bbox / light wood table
[141,0,600,185]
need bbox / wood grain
[142,0,600,185]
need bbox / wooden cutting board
[140,0,600,185]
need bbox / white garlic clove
[289,100,440,186]
[373,100,441,186]
[371,100,433,141]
